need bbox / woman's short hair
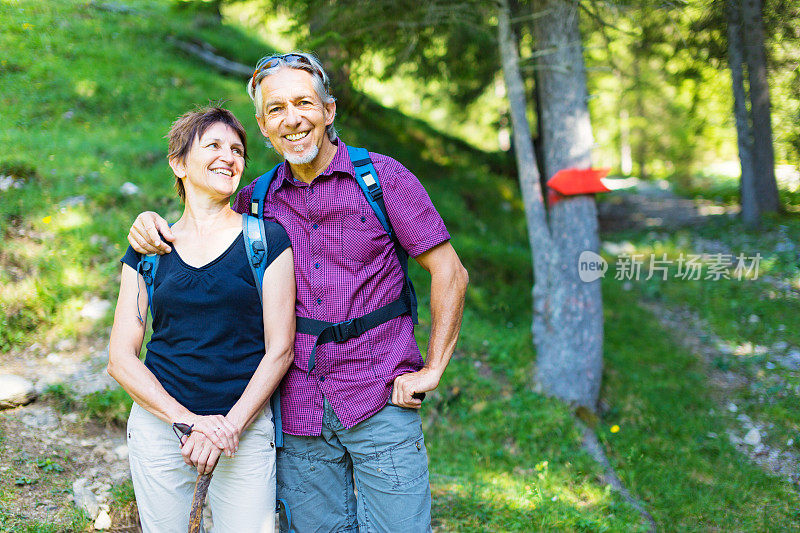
[167,106,248,202]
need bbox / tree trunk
[498,0,603,409]
[497,0,552,288]
[531,0,603,408]
[741,0,780,213]
[726,0,759,224]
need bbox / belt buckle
[333,319,355,343]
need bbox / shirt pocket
[341,211,388,263]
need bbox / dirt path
[597,185,738,232]
[0,335,140,531]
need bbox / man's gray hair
[247,52,338,143]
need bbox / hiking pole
[172,422,217,533]
[188,470,214,533]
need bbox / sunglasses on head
[250,53,326,92]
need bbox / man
[128,52,468,532]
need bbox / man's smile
[285,131,309,141]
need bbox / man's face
[255,68,336,166]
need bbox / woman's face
[174,122,245,201]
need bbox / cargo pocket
[389,435,429,488]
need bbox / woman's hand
[181,432,222,475]
[185,414,239,457]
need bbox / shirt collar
[275,140,355,188]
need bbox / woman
[108,106,295,533]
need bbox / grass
[601,279,800,530]
[2,0,800,530]
[600,214,800,454]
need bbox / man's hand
[181,432,222,475]
[391,367,441,409]
[128,212,175,254]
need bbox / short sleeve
[232,180,255,215]
[264,220,291,267]
[120,245,142,270]
[379,159,451,257]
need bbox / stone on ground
[72,477,100,519]
[0,374,37,409]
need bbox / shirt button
[361,216,366,223]
[312,224,318,229]
[314,263,320,269]
[319,376,325,382]
[316,298,322,304]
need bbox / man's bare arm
[391,241,468,408]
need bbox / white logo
[578,251,607,282]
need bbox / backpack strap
[136,254,160,321]
[347,146,418,324]
[295,146,418,376]
[242,214,284,449]
[250,163,282,218]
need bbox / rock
[744,428,762,446]
[766,361,776,370]
[0,374,37,409]
[21,408,59,429]
[94,510,112,530]
[748,314,760,324]
[120,182,139,195]
[55,338,76,352]
[80,298,112,320]
[58,195,86,208]
[73,478,100,519]
[727,402,738,413]
[113,444,129,460]
[772,341,789,352]
[777,350,800,370]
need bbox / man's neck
[288,139,338,184]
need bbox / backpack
[248,145,418,377]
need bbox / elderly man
[128,52,468,532]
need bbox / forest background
[0,0,799,531]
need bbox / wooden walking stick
[188,470,214,533]
[173,422,218,533]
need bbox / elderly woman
[108,106,294,533]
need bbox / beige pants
[127,402,276,533]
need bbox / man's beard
[283,144,319,165]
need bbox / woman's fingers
[191,415,238,456]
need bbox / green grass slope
[1,0,798,531]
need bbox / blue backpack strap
[277,498,292,532]
[250,163,282,218]
[242,214,284,449]
[347,146,392,235]
[347,146,418,324]
[136,254,160,321]
[295,146,421,377]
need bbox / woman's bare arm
[224,247,296,434]
[107,264,239,454]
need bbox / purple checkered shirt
[232,140,450,435]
